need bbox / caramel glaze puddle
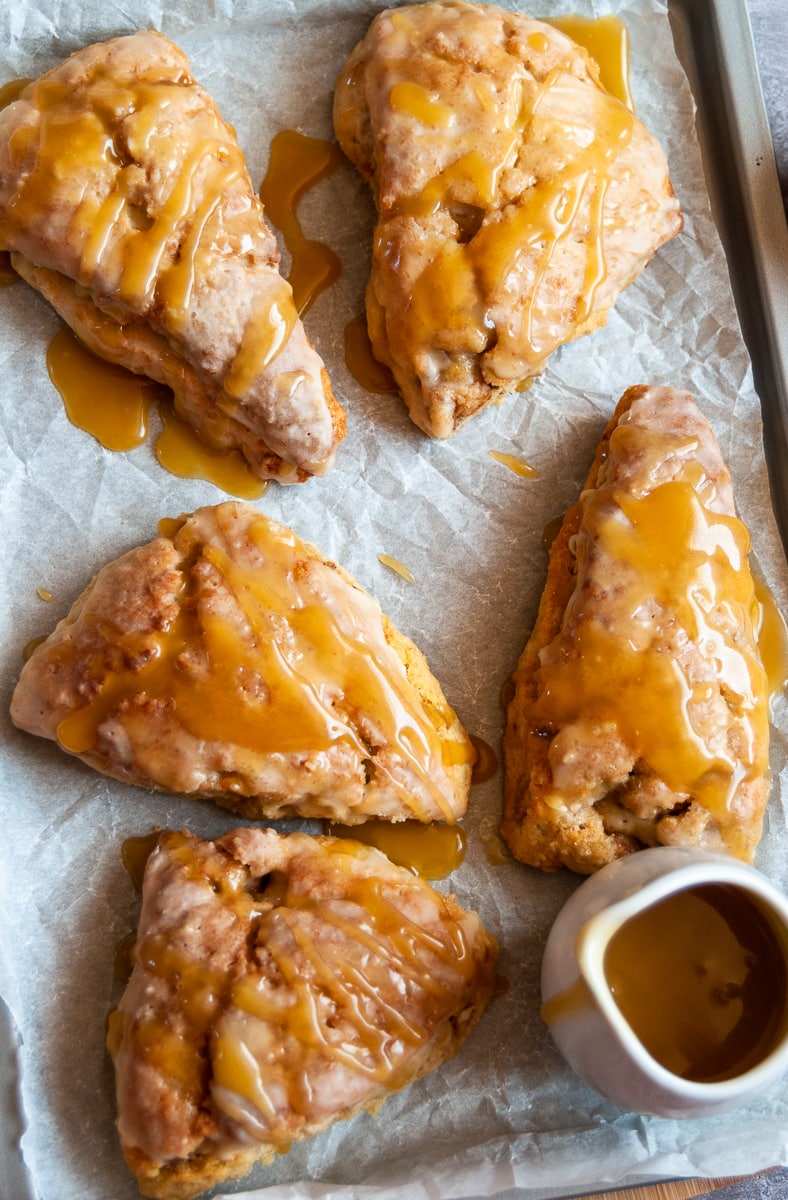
[155,402,268,499]
[754,574,788,711]
[44,328,268,496]
[344,312,396,394]
[546,14,633,110]
[259,130,343,315]
[470,735,498,785]
[327,819,466,880]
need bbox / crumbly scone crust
[501,385,770,874]
[109,828,499,1200]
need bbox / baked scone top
[10,501,473,823]
[0,31,344,477]
[334,1,683,437]
[502,386,770,872]
[108,828,498,1199]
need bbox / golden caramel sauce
[343,312,397,393]
[603,884,787,1082]
[44,324,268,495]
[327,819,466,879]
[154,402,269,500]
[113,930,136,984]
[0,252,18,287]
[547,15,633,110]
[488,449,539,479]
[55,508,463,820]
[0,78,30,110]
[46,326,155,451]
[542,512,564,553]
[259,130,343,314]
[121,830,163,891]
[540,974,595,1027]
[22,635,47,662]
[112,829,481,1142]
[531,429,769,857]
[36,587,54,602]
[753,574,788,709]
[470,735,498,785]
[378,552,415,583]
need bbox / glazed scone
[334,1,683,438]
[108,827,499,1200]
[10,502,473,823]
[501,386,770,874]
[0,31,344,481]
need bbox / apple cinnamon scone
[0,31,344,481]
[334,1,683,438]
[10,501,473,823]
[501,386,770,874]
[107,827,498,1200]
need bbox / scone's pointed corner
[501,385,770,875]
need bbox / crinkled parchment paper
[1,1,787,1198]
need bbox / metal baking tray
[669,0,788,556]
[1,3,787,1200]
[559,4,788,1198]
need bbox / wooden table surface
[578,2,788,1198]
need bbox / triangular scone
[10,502,473,822]
[334,1,683,438]
[0,31,344,481]
[502,386,770,874]
[108,827,499,1200]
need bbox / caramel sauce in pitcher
[604,884,788,1082]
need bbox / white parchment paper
[1,1,787,1198]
